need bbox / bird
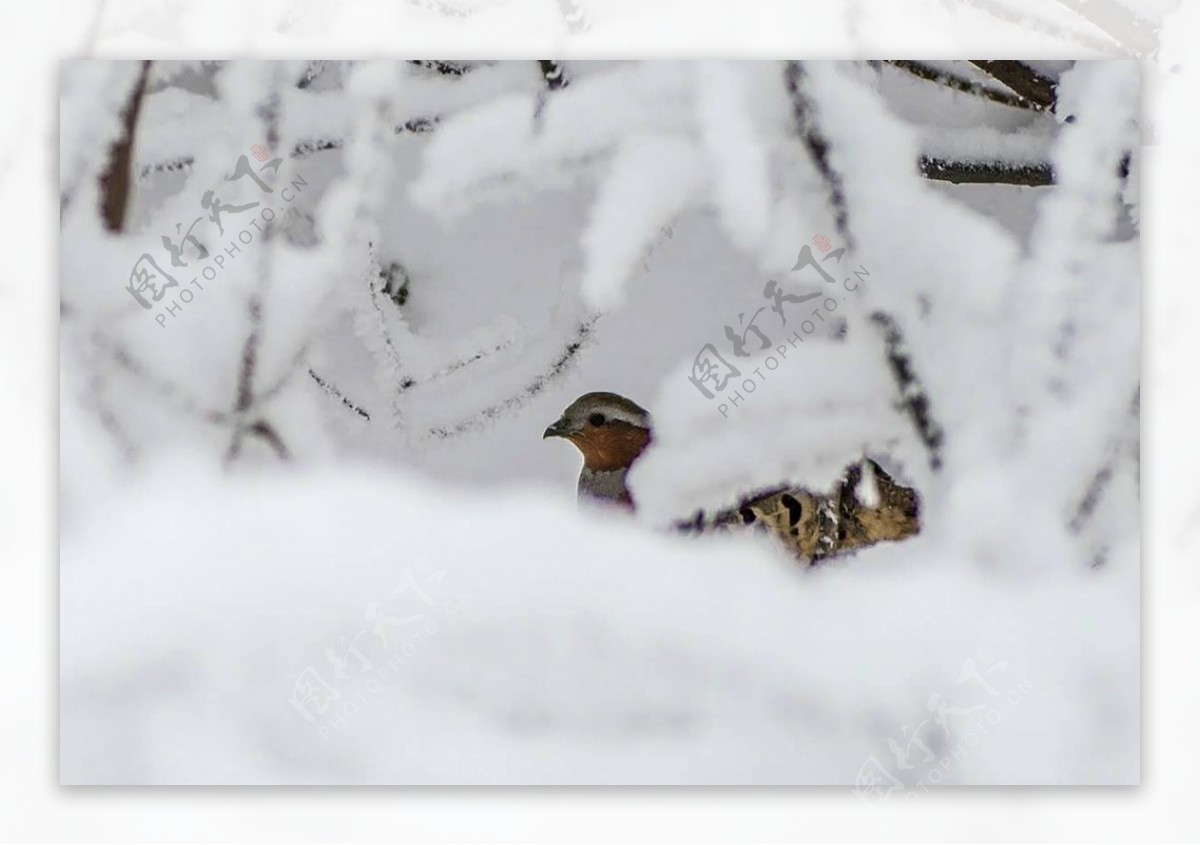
[543,390,920,563]
[542,391,652,510]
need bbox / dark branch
[99,60,152,232]
[364,251,410,394]
[784,62,945,471]
[421,337,514,383]
[296,61,329,90]
[1069,386,1139,535]
[870,312,946,473]
[94,326,304,462]
[138,116,441,178]
[409,60,479,77]
[424,317,596,440]
[309,369,371,421]
[225,295,265,462]
[534,61,569,124]
[538,60,568,90]
[968,60,1058,112]
[885,60,1037,111]
[220,300,288,465]
[289,116,439,160]
[783,61,852,248]
[920,151,1131,187]
[920,156,1054,186]
[137,155,194,179]
[290,139,341,159]
[246,419,291,460]
[398,116,440,135]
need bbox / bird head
[543,391,653,472]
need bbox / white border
[4,0,1196,840]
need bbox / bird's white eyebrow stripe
[563,392,651,429]
[602,407,649,427]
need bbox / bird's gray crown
[560,391,651,430]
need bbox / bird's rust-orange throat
[571,421,652,472]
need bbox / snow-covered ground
[59,59,1139,785]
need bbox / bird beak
[543,418,570,440]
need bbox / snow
[694,61,775,254]
[60,462,1137,785]
[59,59,1140,785]
[856,459,881,508]
[580,131,705,309]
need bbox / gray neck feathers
[578,467,632,506]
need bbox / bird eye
[588,412,606,426]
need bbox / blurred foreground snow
[61,462,1136,785]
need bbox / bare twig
[223,305,294,461]
[920,155,1054,186]
[886,60,1037,111]
[1069,386,1139,534]
[137,116,441,179]
[420,337,515,384]
[246,419,291,460]
[226,68,291,463]
[225,295,267,462]
[783,61,852,247]
[534,60,569,124]
[296,61,333,89]
[309,369,371,420]
[365,251,412,392]
[968,60,1057,112]
[99,60,152,232]
[136,155,194,179]
[784,62,945,472]
[94,328,306,461]
[920,151,1129,188]
[410,60,481,77]
[870,313,946,472]
[424,317,597,440]
[538,60,568,90]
